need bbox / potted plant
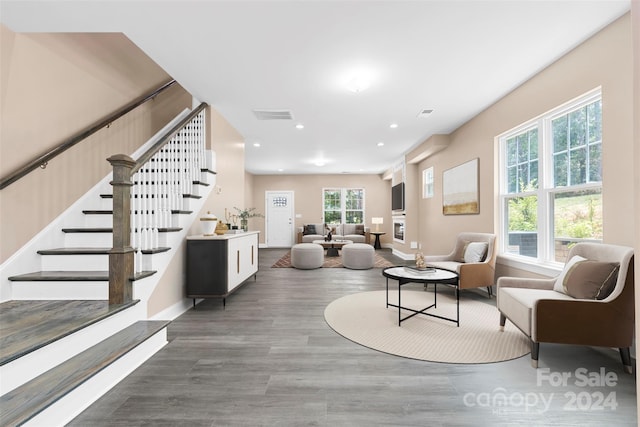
[234,207,264,231]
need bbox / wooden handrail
[0,79,177,190]
[132,102,207,174]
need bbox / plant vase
[241,218,248,231]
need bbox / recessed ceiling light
[389,123,398,129]
[253,142,261,147]
[277,168,284,172]
[377,142,384,147]
[296,123,304,129]
[315,161,325,167]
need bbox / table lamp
[372,217,383,232]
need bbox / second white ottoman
[341,243,375,269]
[291,243,324,269]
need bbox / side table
[370,232,385,249]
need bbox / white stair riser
[100,198,113,211]
[0,304,144,395]
[11,281,107,300]
[41,254,108,271]
[23,330,168,427]
[65,232,112,247]
[84,215,112,228]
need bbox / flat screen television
[391,182,405,212]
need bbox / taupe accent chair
[423,232,497,296]
[497,243,635,373]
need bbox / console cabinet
[186,231,259,306]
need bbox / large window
[499,90,602,265]
[323,188,364,225]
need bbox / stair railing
[108,102,208,304]
[0,79,177,190]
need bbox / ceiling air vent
[416,109,434,118]
[253,109,294,120]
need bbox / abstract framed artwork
[442,158,479,215]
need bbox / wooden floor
[69,248,637,426]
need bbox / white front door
[265,191,295,247]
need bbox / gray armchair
[423,232,497,296]
[497,242,635,372]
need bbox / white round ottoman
[341,243,375,269]
[291,243,324,269]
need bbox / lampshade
[371,217,383,231]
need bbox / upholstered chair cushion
[561,260,620,300]
[464,242,488,263]
[553,255,586,294]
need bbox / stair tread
[82,210,113,215]
[0,320,169,426]
[0,300,139,365]
[8,270,156,281]
[62,227,182,233]
[37,247,111,255]
[82,210,192,215]
[37,247,172,255]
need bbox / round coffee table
[312,240,353,257]
[382,266,459,327]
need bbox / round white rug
[324,290,530,364]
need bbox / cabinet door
[227,234,258,291]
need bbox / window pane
[506,195,538,258]
[569,147,587,185]
[530,160,538,188]
[324,211,341,224]
[554,152,568,187]
[589,143,602,182]
[587,100,602,144]
[507,166,517,193]
[569,107,587,149]
[529,128,538,158]
[517,134,529,163]
[553,188,602,262]
[345,211,363,224]
[552,116,568,153]
[507,137,517,166]
[324,190,340,210]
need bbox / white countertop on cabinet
[187,231,260,241]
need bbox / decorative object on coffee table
[325,225,333,242]
[415,252,426,269]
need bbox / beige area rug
[324,290,530,364]
[271,251,395,269]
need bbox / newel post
[108,154,136,304]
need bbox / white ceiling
[1,0,631,175]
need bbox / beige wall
[412,13,634,280]
[250,173,391,246]
[0,26,191,263]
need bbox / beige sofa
[497,242,635,372]
[423,232,497,295]
[297,223,370,244]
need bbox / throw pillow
[303,224,316,235]
[454,240,470,263]
[355,224,365,235]
[553,255,587,294]
[562,260,620,300]
[463,242,488,263]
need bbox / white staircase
[0,106,216,426]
